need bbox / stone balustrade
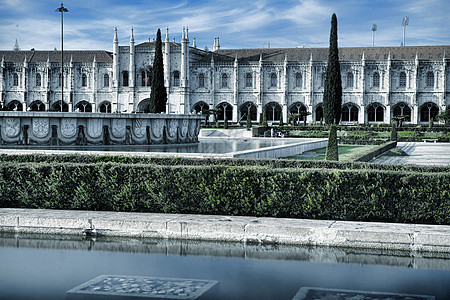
[0,112,203,146]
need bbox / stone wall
[0,112,202,146]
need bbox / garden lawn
[289,144,378,161]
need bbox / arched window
[239,102,257,121]
[321,73,325,87]
[103,74,109,87]
[137,99,151,113]
[217,102,232,120]
[346,72,353,88]
[373,72,380,87]
[295,73,302,88]
[315,105,323,122]
[173,71,180,87]
[99,101,112,113]
[123,71,129,87]
[82,73,87,87]
[30,101,45,111]
[141,70,151,87]
[75,101,92,112]
[420,102,439,122]
[246,73,252,88]
[341,104,359,122]
[368,103,384,122]
[270,73,277,87]
[265,102,282,121]
[399,72,406,87]
[13,73,19,86]
[51,101,68,112]
[193,101,208,114]
[426,71,434,88]
[58,73,62,87]
[393,102,411,120]
[141,71,146,86]
[198,73,205,88]
[7,100,23,111]
[289,102,308,124]
[221,73,228,88]
[35,74,41,87]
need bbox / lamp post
[56,3,68,112]
[402,16,409,47]
[371,24,377,47]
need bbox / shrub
[325,124,339,161]
[246,112,252,129]
[391,122,398,141]
[0,161,449,224]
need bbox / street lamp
[402,16,409,47]
[371,24,377,47]
[56,3,68,112]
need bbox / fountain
[0,112,203,146]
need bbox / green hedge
[1,153,449,173]
[0,160,449,224]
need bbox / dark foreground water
[0,234,449,300]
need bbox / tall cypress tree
[323,13,342,124]
[149,28,167,113]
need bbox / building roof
[1,45,448,65]
[198,45,450,63]
[0,50,113,64]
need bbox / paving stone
[1,208,450,253]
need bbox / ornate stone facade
[0,27,448,124]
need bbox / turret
[180,27,189,87]
[129,27,135,87]
[13,38,20,51]
[213,37,220,51]
[113,27,119,88]
[164,27,171,88]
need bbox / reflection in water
[0,139,297,154]
[0,234,449,299]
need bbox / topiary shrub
[224,115,229,129]
[391,122,398,141]
[325,124,339,161]
[262,111,268,127]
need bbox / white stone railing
[0,112,202,146]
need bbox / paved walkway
[1,208,449,254]
[372,142,450,165]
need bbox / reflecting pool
[0,234,449,299]
[0,138,298,154]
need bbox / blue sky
[0,0,449,52]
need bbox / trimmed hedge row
[0,161,449,224]
[1,153,449,173]
[264,124,449,133]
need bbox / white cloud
[284,0,333,25]
[0,0,448,50]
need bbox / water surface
[0,234,449,300]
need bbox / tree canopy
[323,13,342,124]
[149,28,167,113]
